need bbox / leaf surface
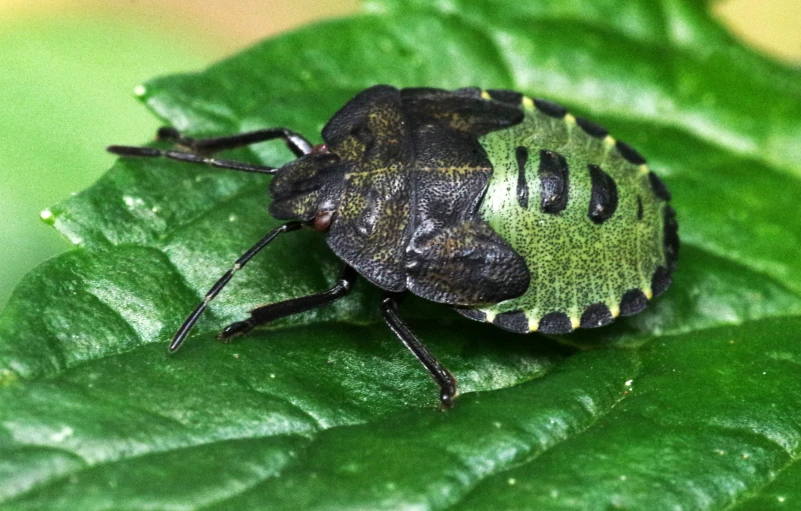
[2,1,801,509]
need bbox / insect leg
[157,127,313,157]
[218,266,358,340]
[169,221,304,353]
[380,295,458,408]
[107,145,279,174]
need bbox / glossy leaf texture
[2,0,801,509]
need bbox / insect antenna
[107,145,278,174]
[155,126,313,157]
[168,221,304,352]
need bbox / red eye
[313,211,334,232]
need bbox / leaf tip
[133,84,147,98]
[40,208,55,225]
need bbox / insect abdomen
[469,91,677,334]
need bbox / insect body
[109,85,678,407]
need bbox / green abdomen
[473,97,675,334]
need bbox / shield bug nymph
[109,85,678,408]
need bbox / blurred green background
[0,0,798,309]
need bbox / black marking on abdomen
[454,307,486,323]
[487,89,523,105]
[580,303,614,329]
[616,140,647,165]
[534,99,567,118]
[538,312,573,334]
[651,266,672,297]
[587,164,619,224]
[663,205,679,272]
[493,310,528,334]
[620,289,649,316]
[636,196,644,220]
[576,117,609,138]
[515,146,529,209]
[649,172,672,201]
[538,150,569,214]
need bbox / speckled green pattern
[476,101,667,331]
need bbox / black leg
[380,295,458,408]
[107,145,279,174]
[169,221,304,353]
[157,126,313,157]
[218,266,358,340]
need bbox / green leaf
[0,12,219,309]
[3,1,801,509]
